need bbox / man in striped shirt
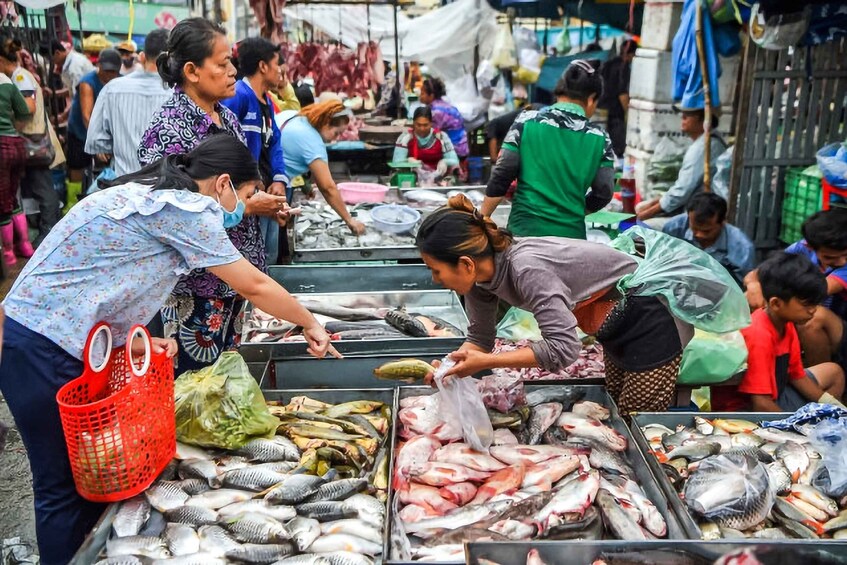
[85,29,172,176]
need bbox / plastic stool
[822,179,847,210]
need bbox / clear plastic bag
[807,417,847,497]
[611,226,752,334]
[816,142,847,188]
[712,145,734,201]
[434,358,494,452]
[678,329,748,385]
[496,307,542,342]
[174,352,279,450]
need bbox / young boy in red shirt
[712,253,845,412]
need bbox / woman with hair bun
[482,59,616,240]
[417,195,688,415]
[0,135,336,564]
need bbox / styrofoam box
[626,98,733,152]
[629,49,740,105]
[640,2,684,51]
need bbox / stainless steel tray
[71,388,399,565]
[386,385,687,564]
[465,540,847,565]
[259,354,438,389]
[268,264,442,294]
[240,290,469,362]
[630,412,792,539]
[398,185,511,227]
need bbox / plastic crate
[780,168,823,243]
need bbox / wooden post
[694,0,712,191]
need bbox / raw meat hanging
[284,41,385,98]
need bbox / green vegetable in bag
[174,352,279,450]
[610,226,751,334]
[679,329,748,385]
[496,307,542,342]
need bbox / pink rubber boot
[11,213,33,258]
[1,223,16,266]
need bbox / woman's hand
[131,336,178,358]
[347,219,366,235]
[303,325,343,360]
[246,191,288,217]
[444,349,493,378]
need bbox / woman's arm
[209,258,339,358]
[310,159,365,235]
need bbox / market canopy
[491,0,644,35]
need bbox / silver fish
[319,519,382,544]
[95,557,145,565]
[765,461,793,495]
[176,442,214,460]
[569,439,632,475]
[224,511,291,544]
[668,442,722,462]
[752,528,791,539]
[404,500,512,537]
[164,505,219,527]
[216,455,251,473]
[525,386,584,408]
[224,467,290,492]
[753,427,810,444]
[305,478,368,502]
[308,534,383,555]
[314,551,374,565]
[272,555,333,565]
[288,516,322,552]
[337,493,384,527]
[113,495,151,537]
[694,417,715,435]
[106,535,170,559]
[295,501,356,522]
[179,458,222,487]
[225,543,296,564]
[823,511,847,532]
[238,437,301,463]
[596,488,650,540]
[731,433,765,448]
[265,474,326,505]
[152,554,227,565]
[776,441,810,479]
[178,478,212,495]
[528,403,563,445]
[139,509,168,537]
[662,428,706,450]
[164,523,201,556]
[145,481,189,512]
[187,488,253,510]
[790,484,839,517]
[219,499,297,522]
[198,525,241,557]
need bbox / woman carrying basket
[0,135,338,564]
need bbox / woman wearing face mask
[482,60,616,240]
[393,106,460,179]
[138,18,290,373]
[279,99,366,235]
[0,135,337,565]
[417,195,691,416]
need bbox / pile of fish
[245,304,464,344]
[640,416,847,540]
[97,395,391,564]
[390,386,668,562]
[492,340,605,381]
[403,189,485,209]
[294,201,415,250]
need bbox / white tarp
[14,0,64,8]
[283,5,408,53]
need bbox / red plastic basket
[57,323,175,502]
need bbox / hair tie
[471,208,486,224]
[571,59,596,75]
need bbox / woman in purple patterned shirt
[138,18,292,373]
[419,77,469,160]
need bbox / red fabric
[0,136,25,216]
[711,309,806,411]
[408,129,446,170]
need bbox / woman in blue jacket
[224,37,291,263]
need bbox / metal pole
[393,0,401,119]
[694,0,712,191]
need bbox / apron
[572,287,620,335]
[408,129,446,170]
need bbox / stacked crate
[625,0,739,198]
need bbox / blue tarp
[535,51,609,93]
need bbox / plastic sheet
[434,359,494,452]
[678,329,747,385]
[495,307,541,342]
[173,352,279,450]
[611,226,751,333]
[807,417,847,497]
[816,142,847,188]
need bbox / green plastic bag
[496,307,542,342]
[611,226,751,333]
[679,329,748,385]
[174,352,278,450]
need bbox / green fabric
[0,81,30,136]
[505,102,615,239]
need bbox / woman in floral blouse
[139,17,289,373]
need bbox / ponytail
[416,194,513,264]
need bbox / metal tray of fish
[240,290,469,362]
[398,186,511,227]
[267,265,443,294]
[70,388,399,565]
[465,540,847,565]
[386,385,687,564]
[258,355,436,390]
[630,412,797,541]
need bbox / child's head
[802,208,847,271]
[759,253,828,325]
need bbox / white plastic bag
[434,358,494,452]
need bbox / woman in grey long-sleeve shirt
[416,195,686,413]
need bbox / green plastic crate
[780,168,823,243]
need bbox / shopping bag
[678,329,748,385]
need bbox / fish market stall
[631,412,847,542]
[71,388,397,564]
[266,265,442,295]
[388,384,685,563]
[241,290,468,361]
[465,540,847,565]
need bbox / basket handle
[125,325,152,378]
[84,322,113,374]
